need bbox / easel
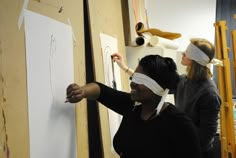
[232,15,236,88]
[214,20,236,158]
[231,33,236,93]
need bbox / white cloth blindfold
[132,73,166,96]
[131,73,169,115]
[186,43,223,66]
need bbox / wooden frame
[87,0,129,157]
[214,20,236,158]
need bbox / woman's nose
[130,82,137,89]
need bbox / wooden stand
[214,20,236,158]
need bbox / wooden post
[231,31,236,92]
[214,20,236,158]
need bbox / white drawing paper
[99,33,122,151]
[24,9,76,158]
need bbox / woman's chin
[130,94,138,101]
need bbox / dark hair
[187,38,215,80]
[139,54,179,90]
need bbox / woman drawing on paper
[66,54,200,158]
[112,38,221,158]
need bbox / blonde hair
[186,38,215,81]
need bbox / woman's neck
[141,104,156,120]
[140,102,169,120]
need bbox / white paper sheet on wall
[24,9,76,158]
[99,33,122,151]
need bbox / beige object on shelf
[149,35,179,50]
[135,22,182,40]
[135,32,152,46]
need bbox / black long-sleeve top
[174,75,221,152]
[96,82,201,158]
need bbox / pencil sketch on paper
[24,9,76,158]
[100,33,121,90]
[103,45,117,89]
[49,34,56,104]
[99,33,122,151]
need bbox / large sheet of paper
[99,33,122,151]
[24,9,76,158]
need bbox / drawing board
[100,33,122,152]
[87,0,128,157]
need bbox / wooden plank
[231,30,236,94]
[0,0,88,158]
[87,0,129,157]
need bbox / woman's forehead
[135,65,144,73]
